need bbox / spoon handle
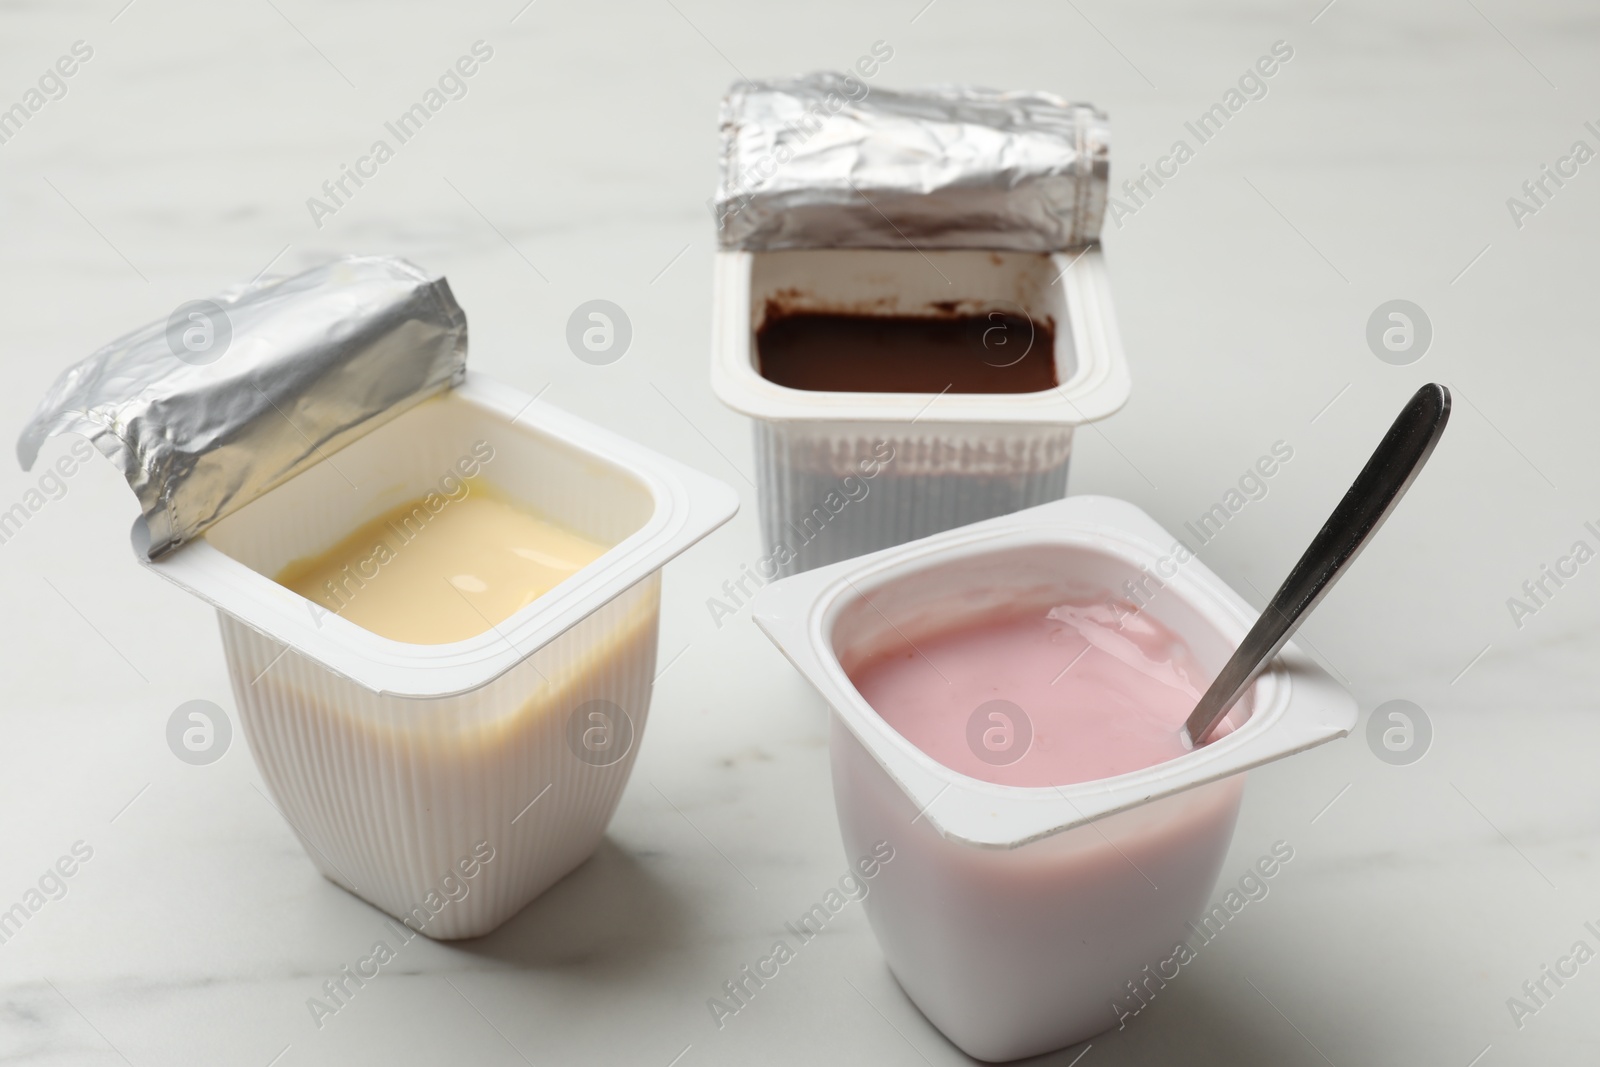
[1182,383,1452,747]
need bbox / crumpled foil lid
[17,255,467,559]
[714,72,1109,252]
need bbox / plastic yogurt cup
[751,495,1355,1060]
[145,373,737,938]
[711,246,1131,578]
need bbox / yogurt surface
[276,480,607,644]
[849,600,1218,786]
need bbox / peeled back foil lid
[714,72,1109,252]
[16,255,467,560]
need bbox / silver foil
[714,73,1109,252]
[17,255,467,559]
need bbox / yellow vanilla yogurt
[276,480,608,644]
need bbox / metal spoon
[1183,383,1452,747]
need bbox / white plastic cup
[141,374,737,939]
[752,495,1355,1061]
[711,247,1131,577]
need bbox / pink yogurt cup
[752,495,1355,1060]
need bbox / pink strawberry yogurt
[849,600,1222,787]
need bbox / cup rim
[137,372,739,699]
[709,247,1132,425]
[751,495,1357,849]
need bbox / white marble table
[2,1,1597,1063]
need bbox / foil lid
[714,73,1109,252]
[17,255,467,559]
